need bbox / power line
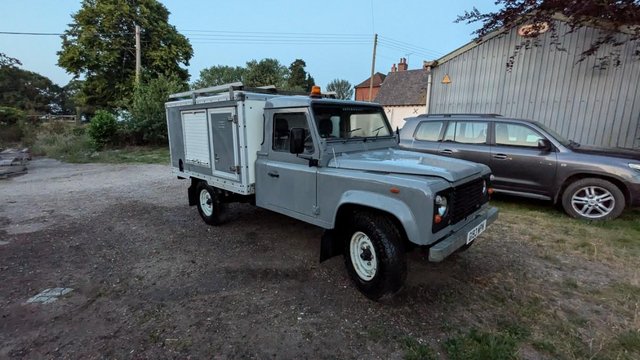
[0,31,63,36]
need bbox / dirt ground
[1,160,638,359]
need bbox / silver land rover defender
[166,83,499,300]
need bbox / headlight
[482,180,487,195]
[435,195,448,217]
[630,163,640,171]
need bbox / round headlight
[482,180,487,195]
[435,195,448,217]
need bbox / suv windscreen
[533,121,571,147]
[312,104,392,140]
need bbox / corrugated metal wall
[429,21,640,149]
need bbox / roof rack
[168,82,337,102]
[417,113,503,118]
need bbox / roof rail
[417,113,503,118]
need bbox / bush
[87,110,118,149]
[0,106,25,126]
[31,130,94,161]
[128,75,185,145]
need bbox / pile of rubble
[0,148,31,178]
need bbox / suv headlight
[435,195,448,217]
[630,163,640,171]
[482,180,487,195]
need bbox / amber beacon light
[310,86,322,97]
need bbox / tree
[326,79,353,100]
[192,65,246,89]
[0,53,21,68]
[244,58,288,88]
[287,59,314,91]
[128,75,186,144]
[58,0,193,110]
[457,0,640,68]
[0,66,62,113]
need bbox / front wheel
[561,178,625,220]
[343,211,407,301]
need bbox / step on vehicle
[399,114,640,220]
[166,84,499,300]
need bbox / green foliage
[87,110,118,149]
[193,58,316,92]
[0,67,63,113]
[192,65,246,88]
[0,106,26,126]
[32,123,94,161]
[57,0,193,109]
[244,58,289,88]
[444,327,528,360]
[286,59,314,91]
[402,337,437,360]
[0,52,21,67]
[128,75,185,145]
[326,79,354,100]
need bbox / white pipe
[425,70,432,114]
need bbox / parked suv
[400,114,640,220]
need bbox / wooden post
[368,33,378,102]
[135,24,141,84]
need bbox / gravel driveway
[0,159,550,359]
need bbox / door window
[415,121,443,141]
[272,112,313,153]
[495,123,544,147]
[443,121,488,144]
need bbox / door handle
[493,153,508,160]
[267,171,279,178]
[439,149,453,155]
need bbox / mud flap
[320,229,343,263]
[188,179,198,206]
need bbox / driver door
[256,109,319,219]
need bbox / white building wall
[383,105,426,130]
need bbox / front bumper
[428,206,499,262]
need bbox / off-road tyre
[343,211,407,301]
[561,178,625,221]
[196,182,225,225]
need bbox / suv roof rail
[416,113,503,118]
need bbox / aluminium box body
[165,91,276,195]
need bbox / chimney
[398,57,408,71]
[391,64,397,72]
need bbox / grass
[417,195,640,360]
[27,122,170,164]
[402,337,437,360]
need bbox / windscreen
[312,104,392,140]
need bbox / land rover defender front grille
[432,177,488,233]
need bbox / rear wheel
[196,182,225,225]
[561,178,625,220]
[343,211,407,301]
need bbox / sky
[0,0,498,88]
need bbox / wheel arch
[333,192,419,249]
[555,173,631,206]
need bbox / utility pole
[368,33,378,102]
[135,24,141,84]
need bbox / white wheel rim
[349,231,378,281]
[199,189,213,216]
[571,185,615,219]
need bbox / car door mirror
[538,138,552,151]
[289,128,305,154]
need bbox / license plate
[466,220,487,244]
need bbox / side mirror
[289,128,305,154]
[538,138,552,151]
